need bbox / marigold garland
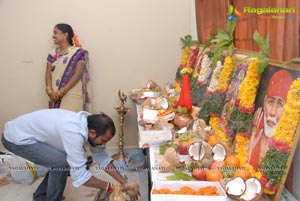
[180,47,200,75]
[272,78,300,146]
[234,134,250,165]
[237,58,261,109]
[209,116,231,145]
[175,47,192,92]
[217,56,234,93]
[181,47,191,67]
[228,58,260,135]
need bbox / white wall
[1,1,298,198]
[0,0,193,148]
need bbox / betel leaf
[212,18,238,65]
[226,18,239,38]
[203,30,215,50]
[180,35,199,49]
[180,35,192,49]
[253,30,269,56]
[247,30,270,74]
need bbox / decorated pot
[173,113,194,129]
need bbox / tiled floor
[0,149,149,201]
[0,167,149,201]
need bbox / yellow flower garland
[176,47,192,92]
[217,56,234,93]
[272,78,300,146]
[234,135,249,165]
[238,58,261,108]
[233,58,260,166]
[209,116,230,145]
[181,47,191,66]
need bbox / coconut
[225,177,246,199]
[198,128,209,141]
[188,141,206,161]
[212,143,227,161]
[240,177,262,201]
[201,158,213,169]
[198,119,207,128]
[203,142,212,158]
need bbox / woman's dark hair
[87,113,116,137]
[55,23,74,45]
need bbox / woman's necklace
[56,46,74,64]
[58,46,73,56]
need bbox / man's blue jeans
[1,134,69,201]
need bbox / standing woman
[46,23,91,112]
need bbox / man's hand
[120,181,140,201]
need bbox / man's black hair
[87,113,116,137]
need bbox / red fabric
[249,116,264,170]
[249,140,260,169]
[267,70,292,102]
[177,74,193,111]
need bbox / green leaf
[213,47,224,65]
[253,30,270,56]
[212,19,238,64]
[180,35,193,49]
[215,30,230,41]
[167,170,196,181]
[228,43,233,56]
[292,57,300,62]
[226,18,239,37]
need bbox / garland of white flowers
[207,60,224,92]
[197,54,213,84]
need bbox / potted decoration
[172,73,194,129]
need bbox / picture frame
[233,50,300,201]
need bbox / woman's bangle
[106,182,114,193]
[46,86,53,95]
[56,87,66,98]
